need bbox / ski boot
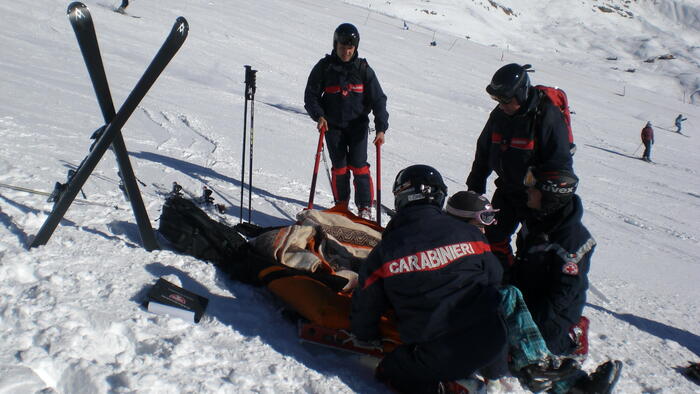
[517,357,582,392]
[358,206,373,220]
[569,316,590,360]
[569,360,623,394]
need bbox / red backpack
[534,85,576,154]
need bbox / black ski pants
[485,188,529,274]
[375,315,507,393]
[642,141,652,161]
[325,123,373,209]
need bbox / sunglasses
[489,94,513,105]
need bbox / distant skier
[641,121,654,162]
[304,23,389,220]
[675,113,687,133]
[117,0,129,13]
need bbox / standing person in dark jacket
[641,121,654,162]
[304,23,389,219]
[117,0,129,12]
[511,169,595,357]
[351,165,506,393]
[675,114,687,134]
[466,63,573,271]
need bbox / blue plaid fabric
[499,286,584,393]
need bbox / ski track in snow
[140,107,218,155]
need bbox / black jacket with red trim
[304,51,389,132]
[351,204,503,344]
[510,195,595,355]
[466,88,573,195]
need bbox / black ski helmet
[333,23,360,48]
[486,63,532,104]
[533,169,578,216]
[392,165,447,211]
[445,191,499,225]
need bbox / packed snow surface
[1,0,699,393]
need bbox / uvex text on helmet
[334,23,360,48]
[486,63,532,104]
[535,169,578,215]
[392,164,448,211]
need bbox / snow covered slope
[0,0,699,392]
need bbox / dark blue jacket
[511,195,595,354]
[466,88,573,195]
[351,204,504,344]
[304,51,389,132]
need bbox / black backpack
[158,195,246,265]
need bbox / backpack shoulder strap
[358,57,369,82]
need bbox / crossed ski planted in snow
[29,2,188,250]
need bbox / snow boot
[358,206,373,220]
[569,316,590,358]
[569,360,623,394]
[681,362,700,385]
[518,358,581,392]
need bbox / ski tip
[174,17,189,37]
[67,2,87,16]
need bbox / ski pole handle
[375,141,382,227]
[308,125,327,210]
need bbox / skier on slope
[117,0,129,13]
[304,23,389,220]
[351,166,621,393]
[640,121,654,162]
[509,168,594,358]
[466,63,574,273]
[675,113,687,134]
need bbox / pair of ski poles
[307,125,383,226]
[240,65,257,223]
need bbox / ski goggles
[445,206,499,226]
[489,94,513,105]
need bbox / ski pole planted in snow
[239,66,250,223]
[239,65,256,223]
[375,141,382,226]
[247,67,257,223]
[307,125,327,210]
[632,142,643,155]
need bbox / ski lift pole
[375,141,382,226]
[308,125,327,209]
[247,67,257,223]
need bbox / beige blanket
[250,209,381,277]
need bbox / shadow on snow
[138,262,384,393]
[131,150,330,227]
[587,303,700,358]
